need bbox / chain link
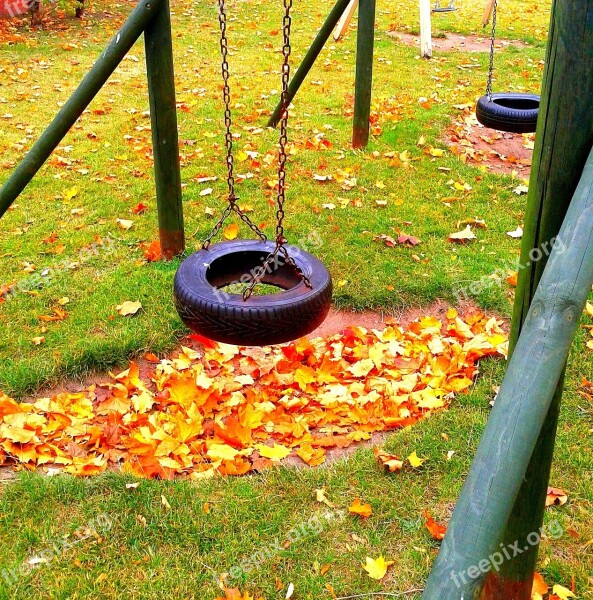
[203,0,267,249]
[486,0,498,100]
[243,0,312,299]
[206,0,312,298]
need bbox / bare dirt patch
[389,31,529,54]
[446,110,534,176]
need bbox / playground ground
[0,0,592,598]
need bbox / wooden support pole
[484,1,593,597]
[419,0,433,59]
[0,0,165,220]
[421,146,593,599]
[333,0,358,41]
[267,0,354,128]
[351,0,376,148]
[144,0,185,259]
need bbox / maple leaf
[142,240,162,262]
[348,498,373,518]
[448,225,476,243]
[375,448,404,472]
[116,301,142,317]
[424,511,447,540]
[407,450,426,468]
[545,486,568,507]
[362,555,394,580]
[223,223,239,240]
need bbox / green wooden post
[0,0,165,220]
[144,0,185,259]
[268,0,354,128]
[421,146,593,599]
[483,1,593,597]
[351,0,375,148]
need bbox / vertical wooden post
[351,0,376,148]
[483,1,593,597]
[419,0,433,58]
[145,0,185,259]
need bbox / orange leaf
[424,511,447,540]
[223,223,239,240]
[349,498,373,518]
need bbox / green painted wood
[421,146,593,599]
[351,0,375,148]
[144,0,184,259]
[488,2,593,597]
[0,0,165,220]
[267,0,354,129]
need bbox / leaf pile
[0,310,507,478]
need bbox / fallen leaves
[115,301,143,317]
[362,555,394,580]
[223,223,239,240]
[424,511,447,540]
[0,311,507,478]
[448,225,477,243]
[546,486,569,507]
[348,498,373,518]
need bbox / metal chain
[486,0,498,99]
[243,0,312,300]
[203,0,267,249]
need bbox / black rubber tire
[476,93,540,134]
[173,240,333,346]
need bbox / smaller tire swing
[173,0,332,347]
[476,0,539,134]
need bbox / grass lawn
[0,0,592,598]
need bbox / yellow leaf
[161,495,171,510]
[315,488,335,507]
[407,450,426,468]
[116,301,143,317]
[429,147,445,157]
[95,573,108,584]
[585,302,593,317]
[552,584,576,600]
[223,223,239,240]
[63,186,79,201]
[348,498,373,518]
[255,443,291,461]
[31,336,45,346]
[362,555,394,580]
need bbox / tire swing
[173,0,332,347]
[476,0,539,134]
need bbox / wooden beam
[421,145,593,598]
[268,0,354,128]
[145,0,185,259]
[333,0,358,41]
[351,0,376,148]
[487,0,593,597]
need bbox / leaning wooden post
[421,145,593,599]
[483,1,593,597]
[144,0,185,259]
[351,0,376,148]
[419,0,433,59]
[268,0,354,128]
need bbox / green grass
[0,0,547,397]
[2,0,593,598]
